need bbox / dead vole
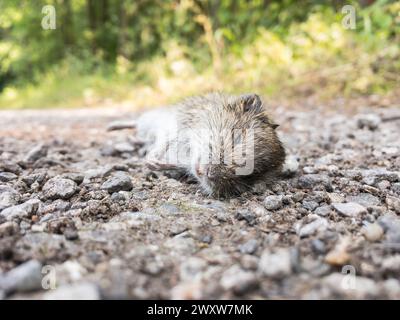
[135,92,286,197]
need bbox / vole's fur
[135,92,286,197]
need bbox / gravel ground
[0,101,400,300]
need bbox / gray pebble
[314,205,332,217]
[298,218,328,238]
[220,265,258,295]
[236,209,257,225]
[42,177,78,200]
[302,200,319,211]
[332,202,367,217]
[259,248,292,279]
[101,172,133,193]
[0,199,40,221]
[25,144,48,163]
[298,174,332,191]
[159,203,180,215]
[0,188,20,211]
[0,172,17,182]
[346,193,380,207]
[264,195,283,211]
[392,183,400,195]
[378,215,400,244]
[60,173,84,185]
[0,260,42,295]
[386,196,400,214]
[239,239,258,255]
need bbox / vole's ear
[241,94,263,113]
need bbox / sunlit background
[0,0,399,109]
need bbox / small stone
[259,248,292,279]
[264,195,283,211]
[179,257,208,281]
[220,265,258,295]
[332,202,367,217]
[362,185,380,195]
[42,177,77,200]
[39,199,71,215]
[292,192,305,202]
[110,191,129,203]
[311,239,326,254]
[169,224,188,236]
[327,193,345,203]
[236,209,257,225]
[216,211,229,222]
[0,188,20,211]
[362,169,399,184]
[377,180,391,190]
[357,114,381,130]
[325,238,350,266]
[21,172,47,186]
[361,223,384,242]
[303,166,316,174]
[0,221,19,237]
[346,193,380,208]
[158,203,180,215]
[0,161,22,175]
[0,199,40,221]
[101,172,133,193]
[382,279,400,298]
[164,237,197,256]
[314,205,332,217]
[60,173,84,185]
[298,174,332,191]
[0,260,42,294]
[240,255,259,271]
[25,144,48,163]
[392,183,400,195]
[43,283,100,300]
[302,200,319,211]
[200,234,213,244]
[378,215,400,244]
[386,196,400,214]
[64,228,79,241]
[170,280,203,300]
[238,239,258,255]
[0,172,17,182]
[298,218,328,238]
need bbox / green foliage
[0,0,399,108]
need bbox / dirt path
[0,103,400,299]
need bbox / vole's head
[188,93,285,198]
